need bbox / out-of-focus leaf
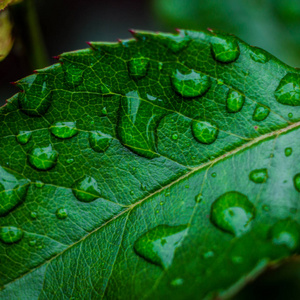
[0,0,21,10]
[0,10,13,61]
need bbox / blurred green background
[1,0,300,298]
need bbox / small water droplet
[66,158,74,164]
[0,226,23,244]
[293,173,300,192]
[89,131,112,153]
[0,166,30,216]
[16,131,32,145]
[29,240,37,247]
[185,185,189,189]
[288,112,293,119]
[191,119,219,145]
[172,133,178,140]
[37,245,43,250]
[56,208,68,219]
[134,224,188,269]
[252,104,270,121]
[50,121,78,139]
[195,193,203,203]
[171,278,184,286]
[102,107,107,115]
[130,190,134,195]
[128,57,149,80]
[28,144,58,171]
[249,168,268,184]
[72,176,101,202]
[203,251,214,259]
[155,209,159,214]
[249,47,270,64]
[210,35,240,63]
[160,201,164,206]
[171,69,211,98]
[269,219,300,251]
[30,211,37,219]
[262,205,270,212]
[285,147,293,157]
[231,256,244,264]
[191,155,196,160]
[275,73,300,106]
[35,181,45,188]
[226,90,245,113]
[211,172,217,178]
[165,191,170,197]
[210,191,255,236]
[141,184,147,191]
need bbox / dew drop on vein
[128,57,149,80]
[16,130,32,145]
[72,175,101,202]
[89,131,112,153]
[28,144,58,171]
[191,119,219,145]
[50,121,78,139]
[134,224,188,269]
[285,147,292,157]
[252,104,270,121]
[226,90,245,113]
[249,168,268,183]
[275,73,300,106]
[56,208,68,219]
[210,191,256,236]
[293,173,300,192]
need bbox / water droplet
[89,131,112,153]
[191,119,219,144]
[293,173,300,192]
[249,169,268,183]
[195,193,203,203]
[29,240,37,247]
[171,278,184,286]
[211,172,217,178]
[160,201,164,206]
[288,112,293,119]
[203,251,214,259]
[35,181,45,188]
[0,166,30,216]
[66,158,74,164]
[141,184,147,191]
[285,147,293,157]
[249,47,270,64]
[72,176,101,202]
[171,69,211,98]
[130,190,134,195]
[16,131,32,145]
[185,185,189,189]
[28,144,58,171]
[275,73,300,106]
[134,224,188,269]
[172,133,178,140]
[30,211,37,219]
[231,256,244,264]
[37,245,43,250]
[252,104,270,121]
[0,226,23,244]
[210,191,255,236]
[50,121,78,139]
[269,219,300,251]
[155,209,159,214]
[102,107,108,115]
[165,191,170,197]
[210,35,240,63]
[56,208,68,219]
[226,90,245,113]
[262,205,270,212]
[18,74,52,116]
[128,57,149,80]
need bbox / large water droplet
[210,191,255,236]
[18,74,52,116]
[249,169,268,183]
[16,131,32,145]
[28,144,58,171]
[0,166,30,216]
[210,35,240,63]
[171,69,211,98]
[191,119,219,144]
[249,47,270,64]
[72,175,101,202]
[275,73,300,106]
[226,90,245,113]
[293,173,300,192]
[128,57,149,80]
[252,104,270,121]
[89,131,112,153]
[0,226,23,244]
[269,219,300,251]
[50,121,78,139]
[134,224,188,269]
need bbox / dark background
[1,0,300,298]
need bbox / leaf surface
[1,29,300,299]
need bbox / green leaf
[1,29,300,299]
[0,0,21,10]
